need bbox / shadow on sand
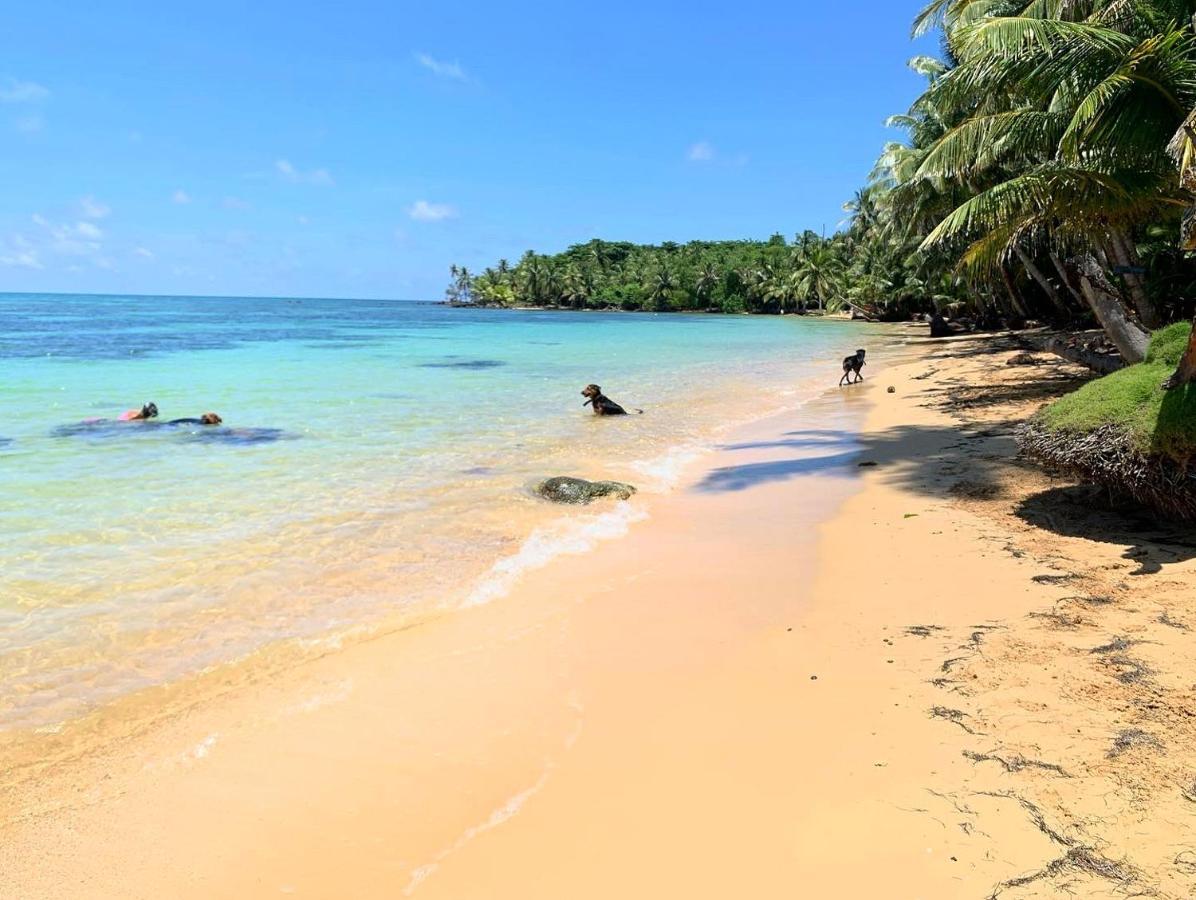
[695,418,1196,571]
[1015,486,1196,572]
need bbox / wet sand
[4,333,1196,899]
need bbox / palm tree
[793,243,846,312]
[646,263,677,311]
[559,266,589,308]
[694,262,720,309]
[905,0,1196,358]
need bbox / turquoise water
[0,294,860,730]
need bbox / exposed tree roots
[1019,422,1196,520]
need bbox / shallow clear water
[0,293,861,730]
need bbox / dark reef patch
[418,359,507,370]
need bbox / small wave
[462,502,648,609]
[629,442,708,492]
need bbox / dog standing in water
[839,349,867,386]
[581,384,641,416]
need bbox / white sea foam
[402,767,553,896]
[192,732,218,759]
[629,442,708,492]
[462,502,648,609]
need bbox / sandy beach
[5,331,1196,899]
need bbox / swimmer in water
[118,402,159,421]
[166,412,223,426]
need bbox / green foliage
[1144,321,1193,365]
[1039,324,1196,462]
[454,236,852,314]
[455,0,1196,336]
[845,0,1196,332]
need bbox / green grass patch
[1039,323,1196,464]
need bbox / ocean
[0,293,862,732]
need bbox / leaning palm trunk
[1049,251,1085,307]
[1014,245,1068,318]
[1107,230,1161,329]
[999,266,1029,319]
[1163,323,1196,389]
[1075,255,1149,364]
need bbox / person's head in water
[201,412,222,425]
[120,402,158,421]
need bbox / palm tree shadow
[696,415,1196,571]
[720,429,857,454]
[1014,485,1196,572]
[693,450,861,492]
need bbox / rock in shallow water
[534,476,637,504]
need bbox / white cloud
[408,200,457,222]
[45,220,104,256]
[222,196,251,210]
[415,53,467,82]
[172,189,192,204]
[3,215,110,271]
[0,234,42,269]
[134,246,155,259]
[0,78,48,104]
[80,195,111,219]
[275,158,333,186]
[687,141,715,162]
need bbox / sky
[0,1,937,300]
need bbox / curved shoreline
[0,338,902,897]
[0,330,903,799]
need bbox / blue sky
[0,1,936,300]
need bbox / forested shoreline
[451,0,1196,384]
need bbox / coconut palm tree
[906,0,1196,358]
[793,243,847,311]
[646,263,677,311]
[694,262,720,309]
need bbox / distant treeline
[451,0,1196,378]
[446,234,858,315]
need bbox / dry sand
[3,332,1196,899]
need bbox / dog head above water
[581,384,603,406]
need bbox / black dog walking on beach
[839,349,867,386]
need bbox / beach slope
[4,335,1196,899]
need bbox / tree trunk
[999,266,1029,319]
[1163,322,1196,389]
[1075,254,1150,363]
[1049,251,1085,307]
[1014,245,1068,317]
[1041,334,1124,375]
[1108,229,1161,329]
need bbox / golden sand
[4,333,1195,899]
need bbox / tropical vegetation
[445,235,853,315]
[1021,323,1196,517]
[452,0,1196,387]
